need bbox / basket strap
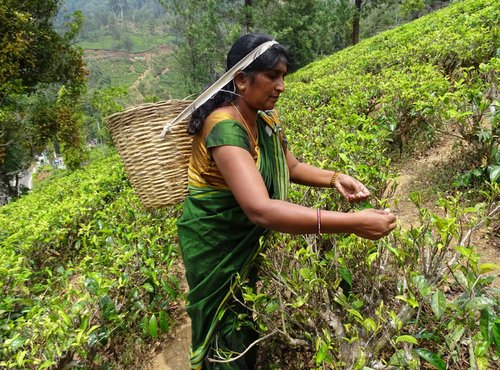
[160,40,278,138]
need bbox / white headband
[160,40,278,138]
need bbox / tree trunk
[352,0,363,45]
[244,0,253,33]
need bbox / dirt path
[84,45,171,60]
[145,137,498,369]
[149,314,191,370]
[387,138,499,285]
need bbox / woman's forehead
[270,61,288,73]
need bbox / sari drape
[177,110,289,369]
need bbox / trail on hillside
[145,137,499,370]
[84,45,171,60]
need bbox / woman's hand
[351,208,397,240]
[335,173,371,202]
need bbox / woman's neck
[233,97,257,127]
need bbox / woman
[177,33,396,369]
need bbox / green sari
[177,110,289,369]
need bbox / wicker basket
[106,99,193,209]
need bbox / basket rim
[106,98,193,121]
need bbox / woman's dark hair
[187,33,290,135]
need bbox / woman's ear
[234,71,247,92]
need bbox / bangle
[329,171,340,188]
[317,208,321,235]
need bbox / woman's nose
[275,78,285,92]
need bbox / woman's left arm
[286,149,371,202]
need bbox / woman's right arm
[212,145,396,239]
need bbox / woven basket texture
[106,99,193,209]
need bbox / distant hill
[56,0,177,103]
[57,0,171,52]
[83,45,175,102]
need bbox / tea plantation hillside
[1,0,499,368]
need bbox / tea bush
[243,0,500,368]
[282,0,499,174]
[0,155,182,368]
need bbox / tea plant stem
[278,291,287,335]
[431,203,499,286]
[369,305,415,361]
[207,330,278,364]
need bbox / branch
[431,204,500,286]
[0,140,12,147]
[207,330,278,364]
[367,204,499,363]
[368,305,415,361]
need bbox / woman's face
[239,61,287,111]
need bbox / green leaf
[339,266,352,288]
[348,308,364,321]
[475,339,489,357]
[395,335,418,345]
[141,315,149,336]
[149,314,158,338]
[396,294,419,308]
[414,348,446,370]
[363,318,377,332]
[39,360,57,369]
[16,350,27,367]
[315,339,329,364]
[159,311,169,333]
[299,267,313,280]
[488,165,500,182]
[357,200,373,209]
[480,309,494,342]
[413,274,430,298]
[265,300,280,314]
[455,246,472,258]
[478,263,499,274]
[466,297,494,312]
[431,290,446,319]
[492,318,500,351]
[339,153,349,164]
[446,324,464,350]
[366,251,378,266]
[143,282,154,293]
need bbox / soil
[148,314,191,370]
[143,137,499,370]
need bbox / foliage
[1,0,499,368]
[282,0,499,182]
[238,0,500,367]
[0,0,86,196]
[251,0,354,70]
[149,3,499,367]
[57,0,168,51]
[0,155,183,368]
[158,0,240,96]
[247,190,499,369]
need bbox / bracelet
[329,171,340,188]
[317,208,321,235]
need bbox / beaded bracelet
[329,171,340,188]
[317,208,321,235]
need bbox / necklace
[231,103,259,153]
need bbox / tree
[252,0,353,70]
[159,0,238,96]
[352,0,452,44]
[0,0,86,197]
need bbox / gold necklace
[231,103,259,153]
